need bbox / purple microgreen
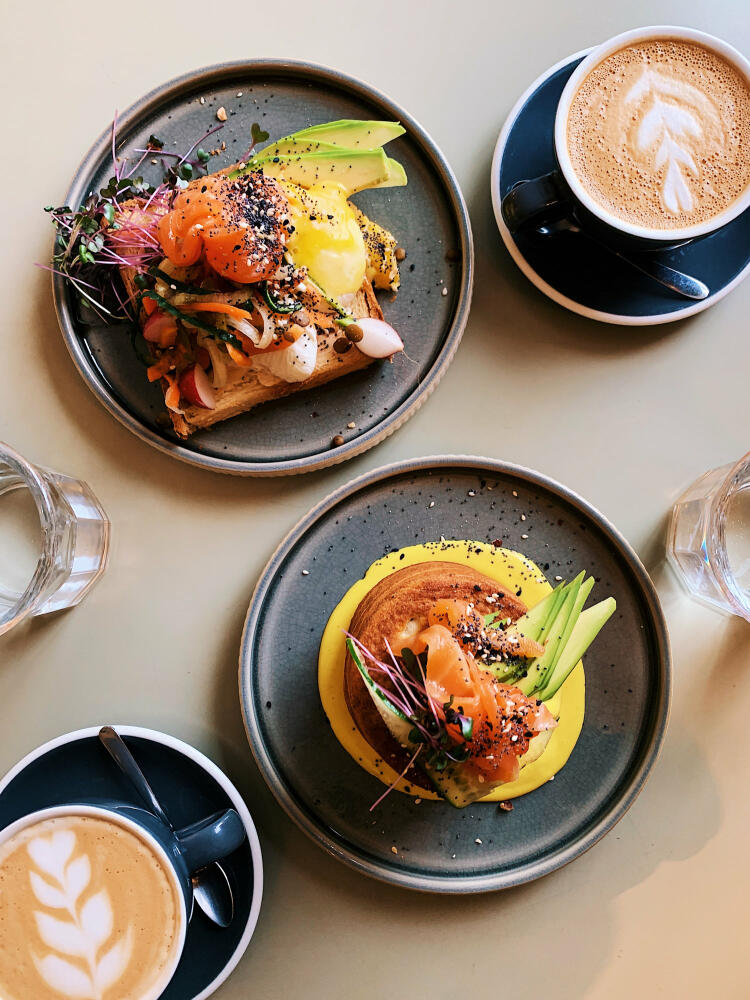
[368,745,422,812]
[345,632,477,781]
[41,115,224,323]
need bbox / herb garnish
[346,636,476,807]
[42,116,267,324]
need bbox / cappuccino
[0,813,182,1000]
[566,38,750,230]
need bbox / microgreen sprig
[346,635,475,772]
[41,116,265,323]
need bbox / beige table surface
[2,1,749,997]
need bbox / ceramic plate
[53,60,472,475]
[0,726,263,999]
[239,456,671,893]
[491,51,750,325]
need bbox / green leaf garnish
[251,122,270,145]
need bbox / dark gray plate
[239,456,671,893]
[53,61,473,475]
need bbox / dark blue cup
[0,801,247,998]
[503,25,750,254]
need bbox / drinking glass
[667,452,750,622]
[0,442,109,636]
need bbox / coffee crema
[565,38,750,230]
[0,814,181,1000]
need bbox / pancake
[344,561,528,789]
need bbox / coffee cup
[502,26,750,251]
[0,800,246,1000]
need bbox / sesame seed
[391,846,398,855]
[199,96,206,105]
[414,798,422,805]
[236,91,243,97]
[512,490,518,497]
[301,570,309,576]
[521,533,528,539]
[347,422,356,429]
[468,490,475,497]
[521,514,526,521]
[441,287,448,296]
[475,838,483,845]
[428,501,435,508]
[216,106,227,121]
[555,575,563,581]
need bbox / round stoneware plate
[0,725,263,999]
[239,456,671,893]
[54,60,473,475]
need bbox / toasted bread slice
[116,201,384,438]
[344,563,529,788]
[168,279,381,437]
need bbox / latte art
[566,39,750,229]
[0,815,182,1000]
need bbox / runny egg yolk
[280,182,367,297]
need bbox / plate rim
[0,724,263,1000]
[238,454,672,893]
[52,58,474,476]
[490,48,750,326]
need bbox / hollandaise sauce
[318,540,585,802]
[280,182,367,296]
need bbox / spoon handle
[612,250,710,301]
[98,726,174,830]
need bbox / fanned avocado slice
[284,119,405,149]
[237,148,391,195]
[254,136,342,159]
[363,157,407,190]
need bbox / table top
[2,2,749,998]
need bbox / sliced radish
[351,317,404,359]
[143,310,178,347]
[179,363,216,409]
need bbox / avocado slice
[361,157,408,190]
[239,148,391,195]
[536,598,616,702]
[285,119,405,149]
[538,574,593,692]
[254,136,341,159]
[517,576,583,696]
[509,582,565,643]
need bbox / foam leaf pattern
[95,931,134,995]
[35,954,97,999]
[624,68,723,215]
[25,829,134,999]
[64,855,91,904]
[28,831,76,878]
[30,872,68,910]
[80,891,113,950]
[35,911,89,958]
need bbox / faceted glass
[667,452,750,623]
[0,442,109,636]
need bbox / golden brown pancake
[344,561,528,789]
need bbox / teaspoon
[98,726,235,928]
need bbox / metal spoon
[536,216,710,301]
[98,726,235,928]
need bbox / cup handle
[174,809,246,872]
[501,170,570,233]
